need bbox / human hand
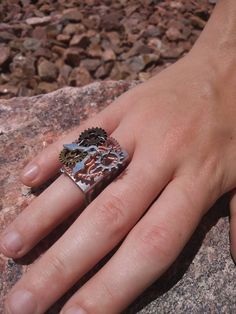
[1,48,236,314]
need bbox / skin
[1,1,236,313]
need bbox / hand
[1,51,236,314]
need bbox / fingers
[230,189,236,262]
[0,175,84,258]
[4,145,174,313]
[0,122,131,259]
[61,176,210,314]
[20,103,123,188]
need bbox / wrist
[189,0,236,79]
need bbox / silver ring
[59,127,129,204]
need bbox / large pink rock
[0,81,235,313]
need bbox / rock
[160,44,184,59]
[0,46,10,66]
[166,27,182,41]
[0,1,217,101]
[69,34,90,48]
[94,61,114,79]
[23,37,41,51]
[58,64,72,85]
[126,54,159,73]
[57,33,71,43]
[138,71,152,81]
[37,81,58,93]
[100,12,122,31]
[10,54,36,78]
[82,15,101,30]
[63,23,85,36]
[0,31,16,42]
[0,82,235,314]
[87,43,103,58]
[62,8,83,22]
[190,15,206,29]
[0,84,18,96]
[37,59,58,81]
[148,38,163,50]
[34,47,53,59]
[102,48,116,61]
[121,41,154,59]
[68,67,92,87]
[80,58,101,72]
[32,26,47,41]
[26,16,51,26]
[64,47,81,66]
[142,25,164,38]
[46,23,63,38]
[51,45,65,56]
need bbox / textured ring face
[59,127,129,203]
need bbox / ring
[59,127,129,204]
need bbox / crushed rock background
[0,0,215,99]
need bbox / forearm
[190,0,236,72]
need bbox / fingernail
[64,306,87,314]
[0,230,23,254]
[6,289,37,314]
[21,163,39,182]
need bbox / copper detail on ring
[59,127,129,204]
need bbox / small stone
[34,48,53,59]
[26,16,51,26]
[57,34,71,43]
[58,64,72,85]
[23,37,41,51]
[70,34,90,48]
[62,9,83,22]
[0,31,16,42]
[138,72,152,81]
[64,47,81,66]
[63,23,85,36]
[100,12,122,31]
[190,15,206,29]
[46,24,63,38]
[68,67,92,87]
[0,46,10,66]
[37,59,58,81]
[126,54,159,73]
[142,25,164,38]
[87,43,103,58]
[32,26,47,41]
[10,54,36,78]
[160,44,184,59]
[80,58,101,72]
[95,62,114,79]
[166,27,182,41]
[0,84,18,96]
[83,15,101,30]
[37,81,58,93]
[102,48,116,61]
[51,45,66,56]
[148,38,162,50]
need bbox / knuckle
[47,253,68,278]
[94,192,127,237]
[136,224,173,262]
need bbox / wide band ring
[59,127,129,204]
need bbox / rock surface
[1,80,236,314]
